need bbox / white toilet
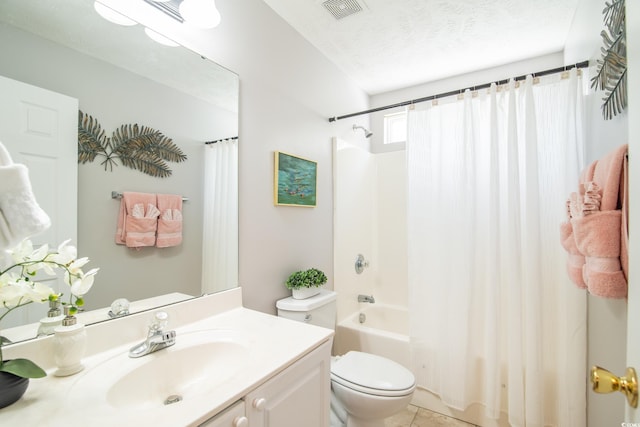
[276,290,415,427]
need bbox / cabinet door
[199,400,247,427]
[246,340,332,427]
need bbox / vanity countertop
[0,288,334,426]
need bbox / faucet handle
[149,311,169,332]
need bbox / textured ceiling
[262,0,581,94]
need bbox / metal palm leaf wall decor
[78,110,187,178]
[591,0,626,120]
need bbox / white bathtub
[333,304,411,370]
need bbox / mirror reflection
[0,0,239,340]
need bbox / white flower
[50,239,76,265]
[0,276,54,309]
[1,238,98,312]
[8,239,34,264]
[0,238,97,379]
[70,268,99,297]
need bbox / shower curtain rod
[205,136,238,144]
[328,60,590,122]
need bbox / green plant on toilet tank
[285,268,327,299]
[286,268,327,289]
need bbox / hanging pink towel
[560,221,586,289]
[565,144,628,299]
[156,194,183,248]
[559,162,595,289]
[115,192,159,248]
[572,210,626,298]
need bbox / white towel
[0,141,50,249]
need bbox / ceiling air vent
[322,0,364,20]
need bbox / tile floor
[385,405,478,427]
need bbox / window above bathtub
[383,111,407,145]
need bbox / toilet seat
[330,351,415,398]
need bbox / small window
[383,111,407,144]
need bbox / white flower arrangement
[0,238,98,378]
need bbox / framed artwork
[274,151,317,207]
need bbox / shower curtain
[406,70,587,426]
[202,139,238,294]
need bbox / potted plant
[285,268,327,300]
[0,238,98,408]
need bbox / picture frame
[274,151,317,207]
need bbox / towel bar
[111,191,189,202]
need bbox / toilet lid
[331,351,415,396]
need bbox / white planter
[292,287,321,300]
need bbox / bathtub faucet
[357,294,375,303]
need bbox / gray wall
[180,0,371,313]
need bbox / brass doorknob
[590,366,638,408]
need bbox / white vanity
[0,288,333,427]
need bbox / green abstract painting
[274,151,317,207]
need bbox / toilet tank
[276,289,337,330]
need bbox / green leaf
[77,110,109,164]
[77,111,189,176]
[0,358,46,378]
[592,0,627,119]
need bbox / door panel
[627,0,639,422]
[0,74,78,327]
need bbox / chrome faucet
[357,294,375,303]
[129,311,176,358]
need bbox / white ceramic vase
[292,287,321,299]
[53,323,87,377]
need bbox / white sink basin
[68,329,252,410]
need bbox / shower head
[353,124,373,138]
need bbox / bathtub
[333,304,411,370]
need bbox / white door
[0,74,78,327]
[626,0,640,421]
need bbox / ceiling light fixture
[93,2,137,26]
[144,28,180,47]
[178,0,221,29]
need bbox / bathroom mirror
[0,0,239,339]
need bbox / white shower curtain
[406,69,587,426]
[202,139,238,294]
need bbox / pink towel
[560,221,586,289]
[560,162,595,289]
[156,194,182,248]
[592,144,627,211]
[115,192,159,248]
[562,144,628,299]
[572,210,626,298]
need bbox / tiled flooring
[385,405,478,427]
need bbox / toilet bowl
[276,290,416,427]
[330,351,415,427]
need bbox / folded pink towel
[115,192,159,248]
[592,144,627,211]
[560,221,586,289]
[156,194,182,248]
[572,210,626,298]
[560,144,628,298]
